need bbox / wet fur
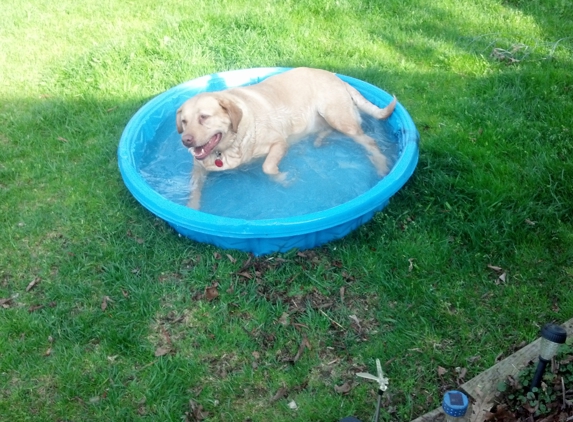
[176,67,396,209]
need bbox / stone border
[412,317,573,422]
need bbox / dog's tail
[346,83,397,120]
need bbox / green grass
[1,0,573,420]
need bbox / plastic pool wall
[118,67,419,255]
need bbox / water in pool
[139,113,399,220]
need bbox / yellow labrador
[176,67,396,209]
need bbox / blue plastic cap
[442,390,469,417]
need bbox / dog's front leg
[262,141,289,183]
[187,163,207,209]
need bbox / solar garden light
[442,390,469,421]
[530,323,567,391]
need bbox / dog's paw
[271,171,290,186]
[187,196,201,210]
[370,155,389,177]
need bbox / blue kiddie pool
[118,67,419,255]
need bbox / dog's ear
[176,107,183,133]
[219,98,243,133]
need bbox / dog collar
[215,151,223,168]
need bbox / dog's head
[176,93,243,161]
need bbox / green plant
[495,344,573,420]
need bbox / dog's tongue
[191,133,222,160]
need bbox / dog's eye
[199,114,209,124]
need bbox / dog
[176,67,396,209]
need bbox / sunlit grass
[1,0,573,420]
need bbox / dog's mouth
[190,133,222,160]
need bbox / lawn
[1,0,572,421]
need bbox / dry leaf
[28,304,44,312]
[154,346,171,357]
[292,336,311,362]
[57,136,69,143]
[487,264,503,272]
[287,400,298,410]
[483,404,515,421]
[270,386,288,403]
[456,366,468,381]
[349,315,362,329]
[0,298,12,308]
[408,258,415,272]
[437,366,447,376]
[185,399,208,421]
[205,284,219,301]
[44,347,52,357]
[467,355,481,363]
[101,296,112,311]
[278,312,290,326]
[26,277,41,292]
[498,272,507,283]
[334,381,352,394]
[226,254,236,263]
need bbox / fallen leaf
[161,326,172,346]
[408,258,415,272]
[154,346,171,357]
[467,355,481,363]
[287,400,298,410]
[278,312,290,326]
[226,254,236,263]
[101,296,112,311]
[0,298,12,308]
[292,336,311,362]
[57,136,69,143]
[498,272,507,283]
[487,264,503,272]
[349,315,362,329]
[525,219,536,226]
[205,284,219,301]
[213,252,221,260]
[484,403,515,421]
[437,366,447,376]
[340,286,345,303]
[26,277,41,292]
[185,399,208,421]
[270,386,288,403]
[44,347,52,357]
[334,381,352,394]
[28,304,44,312]
[456,366,468,381]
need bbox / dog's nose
[181,134,195,148]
